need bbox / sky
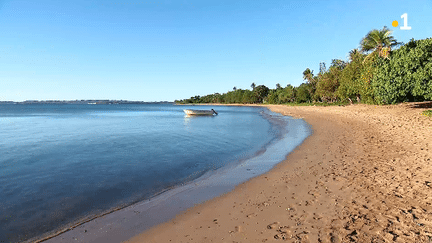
[1,0,431,102]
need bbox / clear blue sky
[1,0,431,101]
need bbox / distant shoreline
[0,100,174,105]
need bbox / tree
[337,50,364,103]
[360,26,399,58]
[295,83,311,103]
[278,85,295,103]
[276,83,282,89]
[348,49,361,62]
[319,62,327,74]
[265,85,295,104]
[303,68,314,83]
[251,82,256,90]
[241,90,254,103]
[303,68,318,101]
[330,59,347,70]
[233,86,237,91]
[253,85,270,103]
[266,90,279,104]
[316,65,342,102]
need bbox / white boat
[183,109,218,116]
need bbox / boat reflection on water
[183,110,218,129]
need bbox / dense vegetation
[373,38,432,104]
[176,27,432,105]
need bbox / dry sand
[124,102,432,243]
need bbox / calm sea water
[0,104,310,242]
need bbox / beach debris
[267,222,279,229]
[273,234,284,240]
[330,233,341,243]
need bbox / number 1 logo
[392,13,412,30]
[400,13,412,30]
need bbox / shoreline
[30,105,310,243]
[126,102,432,242]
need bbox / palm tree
[348,49,361,62]
[303,68,317,100]
[302,68,314,83]
[360,26,399,58]
[251,82,256,90]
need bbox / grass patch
[283,101,351,107]
[422,110,432,117]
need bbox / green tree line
[176,27,432,105]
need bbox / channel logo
[392,13,412,30]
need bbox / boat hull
[183,109,216,116]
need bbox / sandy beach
[126,102,432,243]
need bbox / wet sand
[126,103,432,242]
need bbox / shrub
[422,110,432,117]
[373,38,432,104]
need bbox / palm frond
[360,26,399,55]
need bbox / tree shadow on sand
[407,101,432,109]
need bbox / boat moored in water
[183,109,218,116]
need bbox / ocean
[0,104,311,242]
